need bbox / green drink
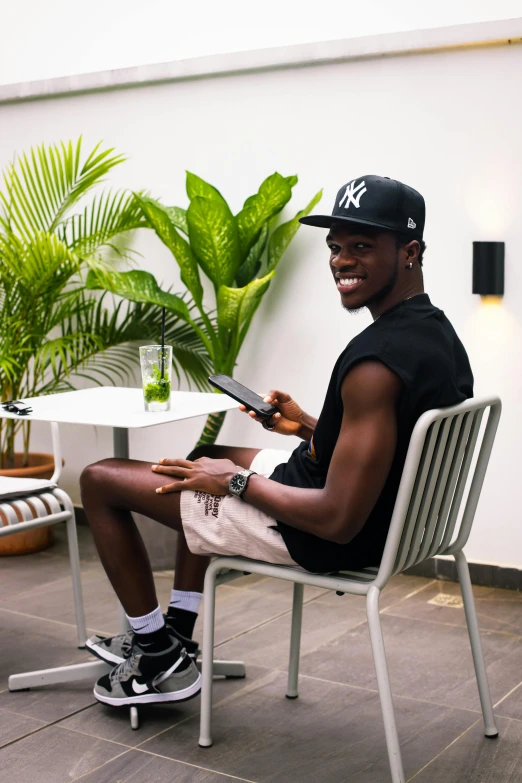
[139,345,172,412]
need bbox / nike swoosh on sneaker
[132,680,150,694]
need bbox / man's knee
[80,458,119,503]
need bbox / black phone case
[208,375,279,419]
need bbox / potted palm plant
[0,139,212,554]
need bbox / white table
[5,387,246,725]
[0,386,239,461]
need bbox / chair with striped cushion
[0,422,86,648]
[198,394,502,783]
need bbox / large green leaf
[235,223,268,287]
[85,269,190,320]
[134,194,203,305]
[267,189,323,271]
[187,195,240,288]
[236,173,294,258]
[186,172,224,201]
[217,271,275,333]
[165,206,188,234]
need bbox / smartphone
[208,375,279,420]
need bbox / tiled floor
[1,525,522,782]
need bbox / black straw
[160,307,166,380]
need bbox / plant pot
[0,453,57,555]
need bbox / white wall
[1,0,522,85]
[1,38,521,567]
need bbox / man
[81,175,473,707]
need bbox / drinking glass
[139,345,172,412]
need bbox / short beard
[341,252,399,315]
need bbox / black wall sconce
[472,241,504,296]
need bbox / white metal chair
[1,422,87,648]
[199,394,502,783]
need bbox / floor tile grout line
[493,678,522,709]
[0,705,49,723]
[0,605,88,631]
[382,609,522,640]
[130,672,274,749]
[213,591,337,649]
[494,711,522,724]
[134,747,259,783]
[296,672,484,715]
[0,565,104,603]
[405,718,482,781]
[384,578,439,607]
[0,700,97,750]
[55,722,137,749]
[68,748,132,782]
[0,723,50,750]
[0,605,124,639]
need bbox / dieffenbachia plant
[87,172,322,446]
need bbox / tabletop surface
[0,387,239,429]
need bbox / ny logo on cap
[338,179,367,210]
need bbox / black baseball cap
[299,175,425,241]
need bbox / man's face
[326,223,400,314]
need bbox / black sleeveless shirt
[269,293,474,573]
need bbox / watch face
[230,474,246,493]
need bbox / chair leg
[367,585,405,783]
[199,562,219,748]
[286,583,304,699]
[455,550,499,738]
[65,514,87,648]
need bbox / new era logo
[407,217,416,229]
[338,180,367,210]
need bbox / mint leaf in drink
[144,377,171,403]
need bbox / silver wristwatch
[229,469,256,498]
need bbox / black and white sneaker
[86,617,199,665]
[93,638,201,706]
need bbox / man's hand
[239,390,305,436]
[151,456,239,495]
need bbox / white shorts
[180,448,299,566]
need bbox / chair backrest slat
[375,395,501,588]
[424,411,469,559]
[417,414,463,562]
[394,420,442,574]
[437,409,484,554]
[403,417,453,569]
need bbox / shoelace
[120,631,135,658]
[109,645,188,688]
[109,651,140,686]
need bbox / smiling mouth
[336,277,365,293]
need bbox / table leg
[113,427,131,634]
[113,427,129,460]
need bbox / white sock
[169,589,203,615]
[126,604,165,635]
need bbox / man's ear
[404,240,420,262]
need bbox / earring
[405,262,413,269]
